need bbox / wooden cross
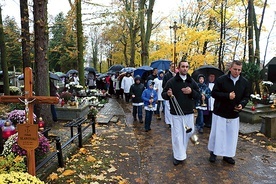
[0,67,59,176]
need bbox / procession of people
[58,59,250,166]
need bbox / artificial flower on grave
[2,132,50,160]
[7,110,37,126]
[0,171,45,184]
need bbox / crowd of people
[108,60,250,167]
[57,60,250,167]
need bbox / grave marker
[0,67,59,176]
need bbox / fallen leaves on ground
[45,123,134,184]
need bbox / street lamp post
[169,21,181,70]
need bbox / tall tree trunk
[0,7,10,95]
[253,0,267,66]
[248,0,254,63]
[129,0,137,67]
[76,0,84,86]
[242,0,248,62]
[33,0,52,125]
[20,0,31,68]
[139,0,146,66]
[218,1,226,71]
[139,0,155,66]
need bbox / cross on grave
[0,67,59,176]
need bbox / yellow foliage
[86,155,97,162]
[107,164,117,173]
[48,173,59,181]
[120,152,129,156]
[62,169,76,176]
[79,148,89,154]
[266,145,276,152]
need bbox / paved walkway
[100,98,276,183]
[42,97,276,183]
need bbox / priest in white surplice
[208,60,250,165]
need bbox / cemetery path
[44,97,276,183]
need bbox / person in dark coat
[162,63,176,128]
[50,80,58,122]
[162,60,201,166]
[130,75,145,123]
[204,73,216,128]
[195,74,211,134]
[208,60,250,165]
[146,68,158,85]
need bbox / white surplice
[164,100,172,125]
[208,114,240,157]
[171,114,194,161]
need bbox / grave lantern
[2,121,16,140]
[38,117,45,131]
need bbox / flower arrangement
[2,132,50,159]
[7,110,37,126]
[0,153,26,174]
[88,106,98,118]
[60,91,72,102]
[0,171,45,184]
[250,94,262,105]
[9,86,21,95]
[74,84,84,89]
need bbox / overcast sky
[1,0,275,64]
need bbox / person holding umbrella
[121,72,134,102]
[130,75,145,123]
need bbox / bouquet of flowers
[7,110,37,125]
[2,132,50,159]
[60,91,72,102]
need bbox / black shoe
[140,120,143,124]
[145,129,148,132]
[209,152,217,163]
[173,158,182,166]
[133,118,137,121]
[223,157,235,164]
